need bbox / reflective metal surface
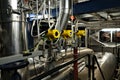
[0,0,24,57]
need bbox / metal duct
[55,0,71,32]
[0,0,24,57]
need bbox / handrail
[31,54,106,80]
[93,55,105,80]
[31,54,90,80]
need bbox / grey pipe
[59,48,94,59]
[55,0,71,32]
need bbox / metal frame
[0,51,43,65]
[73,0,120,15]
[29,0,120,21]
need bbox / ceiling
[77,7,120,22]
[72,0,120,28]
[76,7,120,29]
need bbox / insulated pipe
[59,48,94,61]
[55,0,71,32]
[0,1,29,80]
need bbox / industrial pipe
[59,48,94,60]
[55,0,71,32]
[73,47,78,80]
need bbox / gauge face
[113,31,120,43]
[100,31,111,42]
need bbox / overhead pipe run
[73,47,79,80]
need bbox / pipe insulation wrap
[55,0,71,32]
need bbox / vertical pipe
[55,0,71,33]
[88,54,91,80]
[118,47,120,63]
[36,0,39,39]
[73,47,78,80]
[26,20,34,50]
[0,0,23,57]
[45,41,55,71]
[65,40,67,55]
[85,28,87,47]
[22,12,28,51]
[92,55,95,80]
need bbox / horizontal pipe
[58,48,94,60]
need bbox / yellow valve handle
[62,30,72,39]
[47,29,60,40]
[76,30,85,38]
